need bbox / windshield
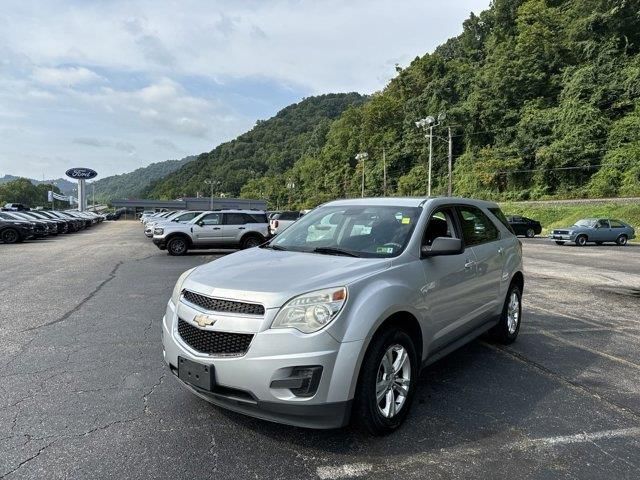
[268,205,421,258]
[574,219,596,227]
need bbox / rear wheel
[555,241,565,245]
[525,228,535,238]
[575,235,587,246]
[1,228,20,244]
[241,235,262,249]
[167,236,188,256]
[353,328,418,435]
[489,284,522,345]
[616,234,628,246]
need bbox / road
[1,224,639,479]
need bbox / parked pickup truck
[153,210,270,255]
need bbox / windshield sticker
[401,217,411,224]
[376,246,394,254]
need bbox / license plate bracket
[178,356,214,391]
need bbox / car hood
[183,247,392,309]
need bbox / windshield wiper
[261,243,288,251]
[312,247,360,257]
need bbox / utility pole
[204,179,218,210]
[428,126,434,197]
[448,126,453,196]
[383,147,387,196]
[355,152,368,198]
[92,183,95,211]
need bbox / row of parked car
[0,207,105,244]
[506,214,635,246]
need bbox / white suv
[153,210,270,255]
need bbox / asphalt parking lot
[1,222,639,479]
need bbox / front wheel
[525,228,535,238]
[489,284,522,345]
[616,235,628,246]
[167,237,188,256]
[353,328,418,435]
[575,235,587,246]
[1,228,20,244]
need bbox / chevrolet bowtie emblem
[194,314,216,328]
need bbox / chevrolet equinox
[162,197,524,434]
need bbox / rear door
[192,213,222,245]
[456,205,504,324]
[221,213,250,245]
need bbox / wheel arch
[165,232,193,246]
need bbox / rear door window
[488,207,515,234]
[458,206,501,246]
[610,219,625,228]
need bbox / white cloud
[32,66,103,87]
[0,0,491,178]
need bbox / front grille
[182,290,265,316]
[177,318,253,356]
[554,230,569,234]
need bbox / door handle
[238,227,246,230]
[212,227,221,230]
[464,259,475,270]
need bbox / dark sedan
[0,217,34,243]
[507,215,542,238]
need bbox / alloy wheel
[376,344,411,418]
[507,291,520,334]
[2,229,18,244]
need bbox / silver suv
[153,210,270,255]
[161,197,524,434]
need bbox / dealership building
[111,197,267,218]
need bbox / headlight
[271,287,347,334]
[171,268,196,305]
[154,227,164,235]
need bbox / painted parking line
[315,427,640,479]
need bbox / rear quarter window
[488,207,515,234]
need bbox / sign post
[65,168,97,212]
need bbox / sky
[0,0,490,180]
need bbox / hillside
[0,175,76,196]
[92,156,196,202]
[240,0,639,208]
[145,93,367,200]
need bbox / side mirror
[421,237,463,257]
[196,220,204,227]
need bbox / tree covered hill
[92,156,196,202]
[144,93,367,199]
[237,0,639,207]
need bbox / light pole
[355,152,368,197]
[204,179,219,210]
[286,180,296,209]
[415,113,445,196]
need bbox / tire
[525,228,535,238]
[575,235,587,246]
[616,235,628,246]
[1,228,20,244]
[167,236,189,256]
[240,234,262,249]
[489,284,522,345]
[555,241,565,245]
[353,328,418,435]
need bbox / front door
[593,219,611,242]
[192,213,222,245]
[419,207,480,352]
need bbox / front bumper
[153,237,167,249]
[549,234,575,242]
[161,299,362,429]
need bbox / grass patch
[499,202,640,238]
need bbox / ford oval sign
[65,168,98,180]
